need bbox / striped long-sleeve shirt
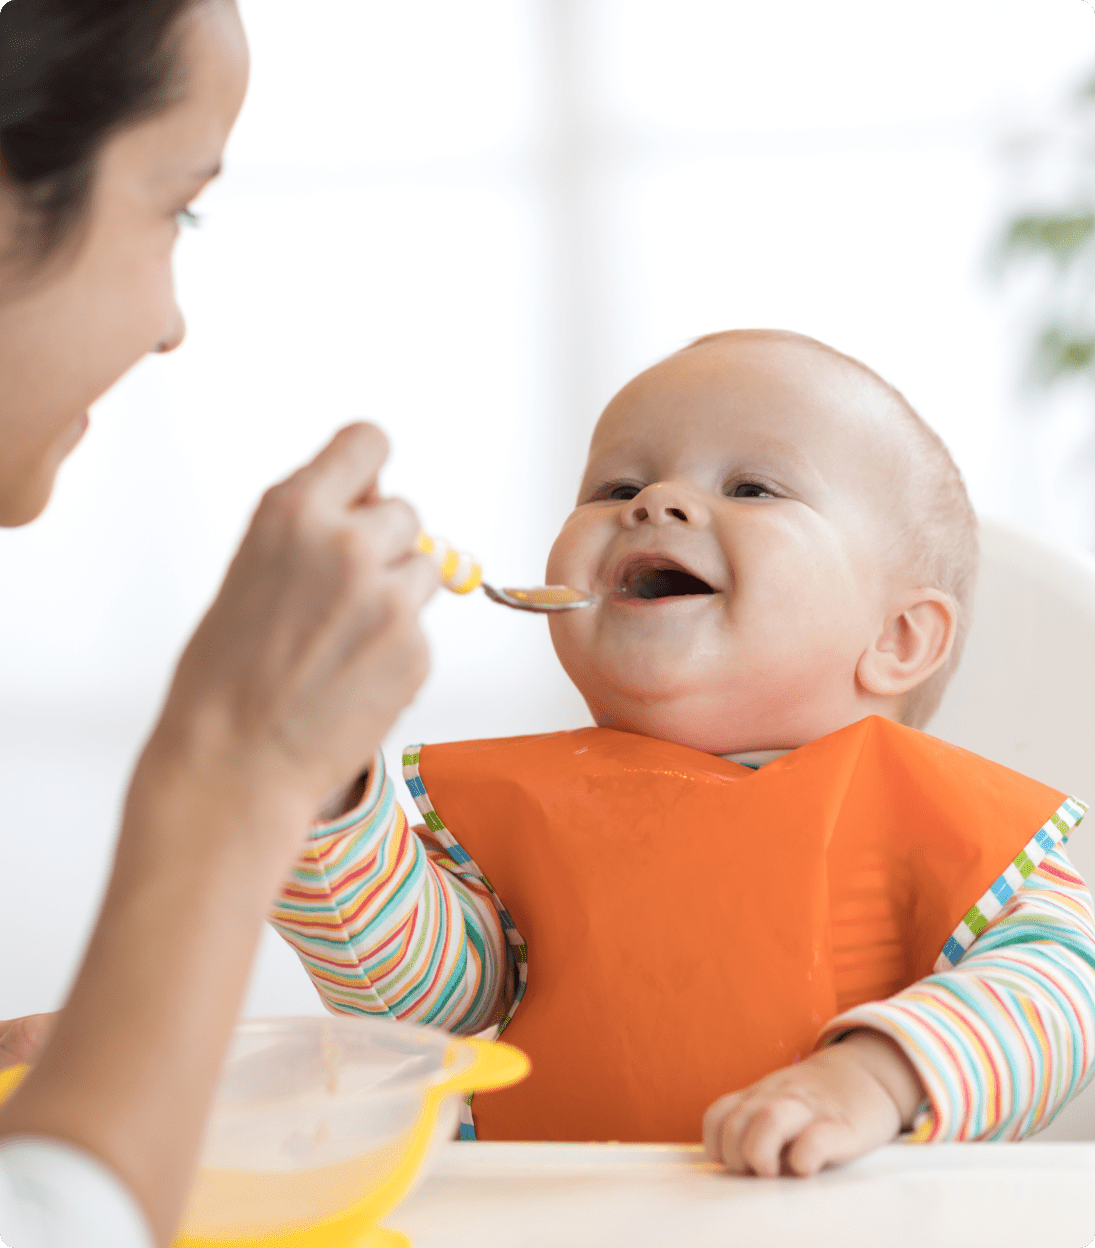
[271,749,1095,1141]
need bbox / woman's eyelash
[176,207,202,229]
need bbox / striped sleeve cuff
[815,841,1095,1141]
[307,750,390,841]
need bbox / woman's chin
[0,416,88,527]
[0,474,58,527]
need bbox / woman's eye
[176,207,202,229]
[730,482,775,499]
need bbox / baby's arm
[271,752,507,1034]
[705,842,1095,1174]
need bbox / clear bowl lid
[197,1015,468,1173]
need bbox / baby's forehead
[587,338,907,474]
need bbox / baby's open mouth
[620,563,716,599]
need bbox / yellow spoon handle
[416,531,483,595]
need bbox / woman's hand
[0,1013,55,1070]
[703,1031,925,1177]
[144,422,439,845]
[0,424,440,1245]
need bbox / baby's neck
[721,747,790,768]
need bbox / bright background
[2,0,1095,1020]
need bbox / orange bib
[408,716,1071,1142]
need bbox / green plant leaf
[1001,212,1095,268]
[1034,325,1095,384]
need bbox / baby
[273,330,1095,1175]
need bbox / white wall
[2,0,1095,1021]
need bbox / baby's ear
[856,590,958,698]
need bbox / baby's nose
[623,482,709,528]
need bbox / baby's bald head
[680,329,978,726]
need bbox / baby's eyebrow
[728,439,827,490]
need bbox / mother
[0,2,437,1244]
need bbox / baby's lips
[607,549,721,596]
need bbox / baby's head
[546,330,978,755]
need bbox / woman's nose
[622,482,710,529]
[155,302,187,354]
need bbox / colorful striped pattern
[270,750,505,1034]
[402,746,529,1037]
[272,753,1095,1143]
[935,797,1088,970]
[402,745,530,1139]
[817,840,1095,1140]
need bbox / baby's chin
[581,692,798,757]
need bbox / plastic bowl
[0,1016,529,1248]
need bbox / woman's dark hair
[0,0,202,262]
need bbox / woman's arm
[0,425,439,1246]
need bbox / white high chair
[929,516,1095,1142]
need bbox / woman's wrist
[129,718,320,876]
[0,745,307,1243]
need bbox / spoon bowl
[481,583,596,613]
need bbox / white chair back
[930,517,1095,1141]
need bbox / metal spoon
[480,582,595,613]
[417,531,595,614]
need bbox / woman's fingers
[289,422,391,509]
[150,421,445,834]
[0,1014,56,1069]
[352,495,424,570]
[268,426,421,568]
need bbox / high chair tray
[388,1140,1095,1248]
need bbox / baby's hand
[702,1030,925,1178]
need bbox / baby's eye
[729,482,775,499]
[599,482,643,502]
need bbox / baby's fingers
[702,1092,742,1164]
[784,1117,861,1177]
[711,1096,816,1177]
[738,1098,817,1177]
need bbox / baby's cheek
[544,529,581,588]
[547,610,607,697]
[547,611,585,666]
